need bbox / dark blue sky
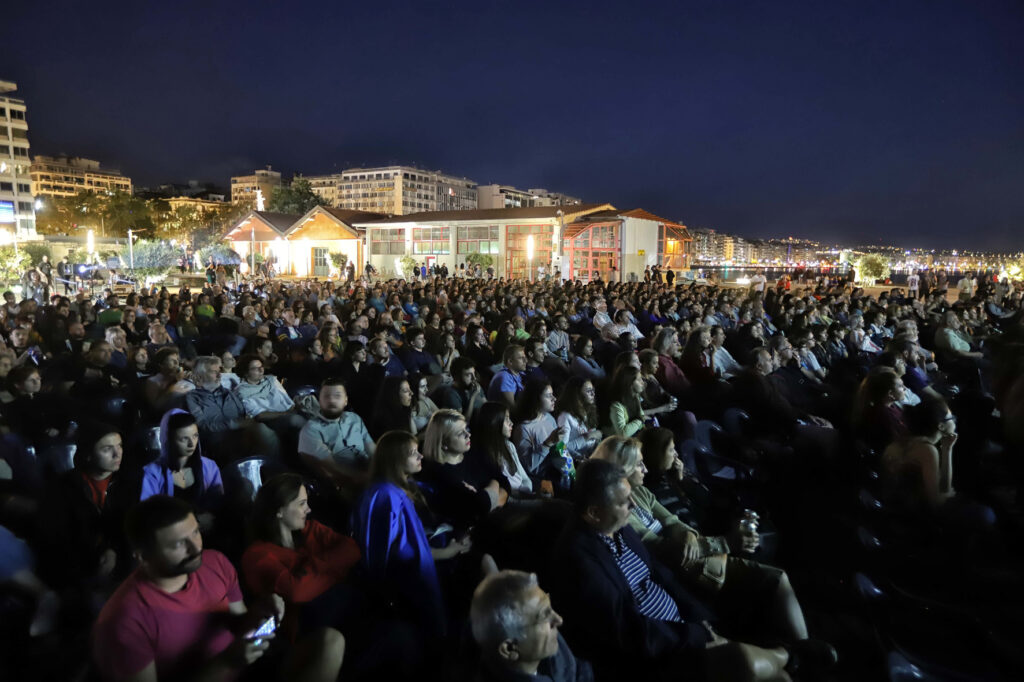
[4,0,1022,250]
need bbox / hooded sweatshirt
[140,408,224,511]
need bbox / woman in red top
[242,473,361,636]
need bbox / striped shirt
[598,532,682,623]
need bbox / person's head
[768,335,795,366]
[475,400,514,452]
[638,427,677,478]
[638,348,659,376]
[406,327,427,350]
[87,340,113,367]
[574,458,632,536]
[710,325,726,348]
[555,376,597,423]
[154,347,180,376]
[591,435,646,488]
[860,368,903,408]
[525,338,546,365]
[653,327,681,357]
[125,495,203,578]
[753,348,774,375]
[369,337,390,362]
[905,397,955,441]
[0,351,12,378]
[610,365,644,404]
[105,325,127,349]
[471,570,564,672]
[503,344,527,373]
[422,409,471,462]
[516,379,555,421]
[132,346,149,370]
[238,354,265,384]
[165,411,199,461]
[10,364,41,395]
[68,320,86,339]
[370,430,422,485]
[252,473,310,544]
[191,356,222,389]
[319,378,349,419]
[74,422,123,476]
[451,356,477,389]
[573,335,593,359]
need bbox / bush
[465,253,494,268]
[399,255,419,279]
[21,242,52,266]
[120,239,178,277]
[0,247,32,286]
[855,254,891,284]
[198,243,242,267]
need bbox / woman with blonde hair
[592,435,813,644]
[419,409,507,530]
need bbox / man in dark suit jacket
[549,459,830,681]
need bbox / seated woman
[241,473,360,637]
[852,368,908,453]
[409,372,439,435]
[606,366,674,438]
[473,401,532,496]
[511,379,568,477]
[554,377,603,462]
[639,426,710,533]
[139,409,224,528]
[370,376,417,439]
[881,398,994,528]
[234,353,306,435]
[592,435,812,644]
[34,422,134,607]
[352,430,470,638]
[420,409,506,530]
[569,336,606,383]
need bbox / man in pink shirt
[93,495,344,682]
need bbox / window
[370,227,406,255]
[17,201,32,212]
[11,128,28,139]
[13,147,28,157]
[10,110,25,120]
[0,182,10,191]
[412,226,450,254]
[17,184,29,193]
[457,225,499,254]
[0,108,6,118]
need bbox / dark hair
[237,353,263,375]
[74,421,120,469]
[904,397,950,437]
[473,401,516,472]
[515,377,552,422]
[573,459,626,515]
[370,430,427,508]
[154,346,179,367]
[608,365,643,418]
[638,427,675,475]
[405,327,425,343]
[8,364,39,390]
[166,410,197,436]
[554,376,598,428]
[125,495,195,552]
[321,376,347,390]
[573,335,593,357]
[450,355,475,378]
[251,473,306,544]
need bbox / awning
[663,224,691,241]
[563,220,621,241]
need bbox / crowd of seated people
[1,268,1023,681]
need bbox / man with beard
[93,495,344,682]
[298,378,375,478]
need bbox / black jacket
[549,520,712,679]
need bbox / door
[312,248,329,277]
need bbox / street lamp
[526,234,535,281]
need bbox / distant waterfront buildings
[476,184,581,209]
[30,154,132,199]
[231,166,281,204]
[304,165,477,215]
[0,79,36,238]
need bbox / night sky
[4,0,1022,250]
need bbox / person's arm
[297,425,332,461]
[609,402,643,437]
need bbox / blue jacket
[140,408,224,511]
[353,481,444,635]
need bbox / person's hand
[671,456,686,482]
[586,428,603,442]
[230,633,272,667]
[462,481,478,493]
[97,549,117,577]
[680,531,702,567]
[940,431,958,449]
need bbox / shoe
[785,638,838,675]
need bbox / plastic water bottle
[556,441,575,489]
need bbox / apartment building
[231,166,282,204]
[30,155,133,199]
[477,184,582,209]
[303,173,344,207]
[0,80,36,238]
[334,166,477,215]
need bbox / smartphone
[249,616,277,645]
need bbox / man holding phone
[93,496,344,682]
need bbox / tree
[267,177,328,215]
[119,239,178,276]
[103,191,154,237]
[465,253,494,269]
[399,255,418,279]
[855,254,891,284]
[0,246,32,286]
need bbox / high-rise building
[334,166,476,215]
[231,166,281,204]
[30,155,132,199]
[303,173,344,207]
[0,80,36,238]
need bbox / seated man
[186,356,280,461]
[486,344,526,409]
[471,569,593,682]
[93,495,344,682]
[298,379,376,483]
[550,459,834,681]
[399,327,439,376]
[431,356,485,422]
